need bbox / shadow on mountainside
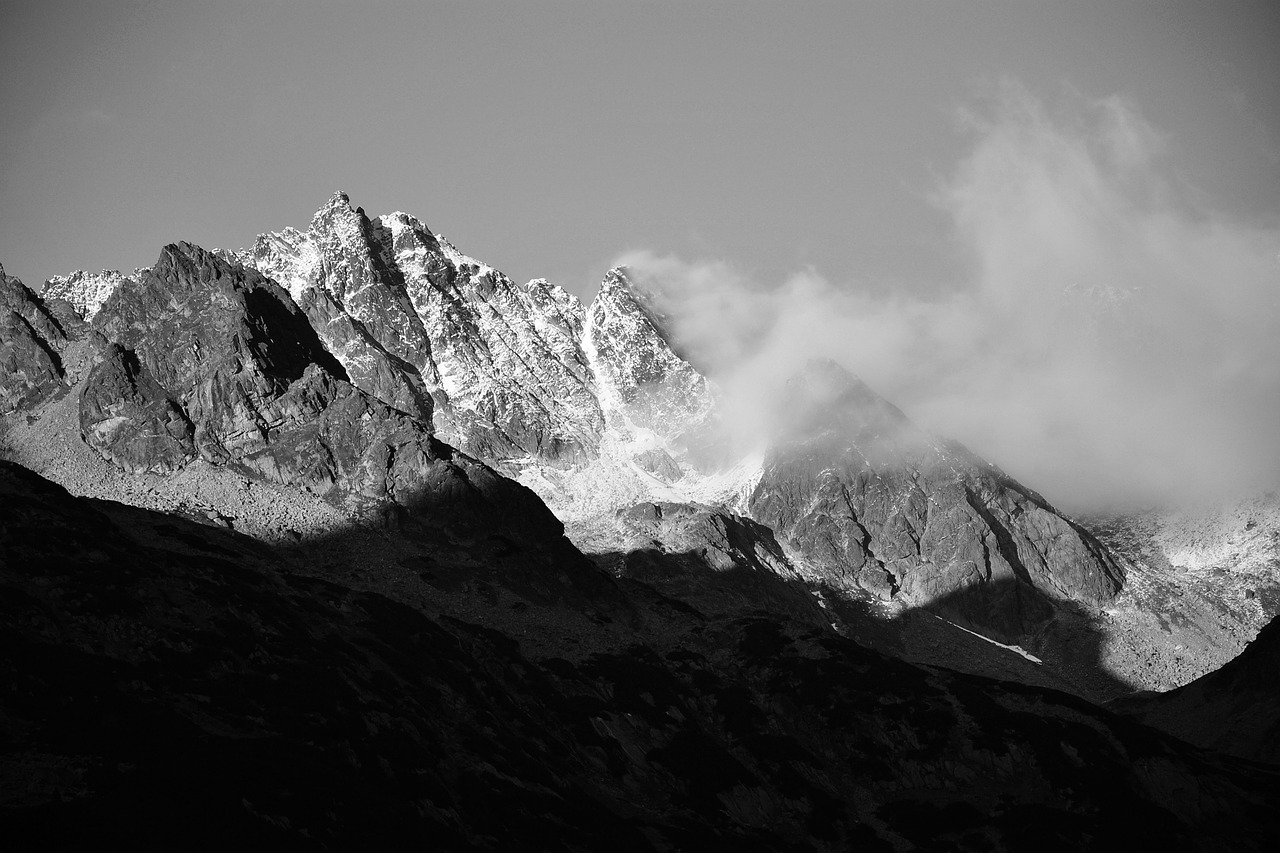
[0,237,1267,842]
[5,460,1280,851]
[592,542,1139,705]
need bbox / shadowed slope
[2,460,1279,850]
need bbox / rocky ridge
[42,268,146,321]
[13,193,1166,691]
[225,192,610,464]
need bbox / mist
[618,84,1280,513]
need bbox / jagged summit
[585,265,712,438]
[43,268,146,321]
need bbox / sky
[2,1,1280,508]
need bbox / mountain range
[4,192,1279,848]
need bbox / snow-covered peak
[599,265,632,291]
[43,269,146,320]
[584,265,713,441]
[591,266,671,333]
[316,189,360,221]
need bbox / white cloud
[617,83,1280,511]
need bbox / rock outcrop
[80,243,567,545]
[749,360,1124,639]
[615,501,803,580]
[0,264,81,414]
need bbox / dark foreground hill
[3,460,1279,851]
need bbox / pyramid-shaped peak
[311,190,366,229]
[791,358,862,389]
[596,266,662,305]
[779,357,914,438]
[599,266,640,294]
[323,189,355,210]
[787,358,888,404]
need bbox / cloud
[618,83,1280,511]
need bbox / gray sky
[2,1,1276,293]
[3,1,1280,507]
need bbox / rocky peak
[303,190,384,305]
[234,194,606,465]
[584,266,713,440]
[90,242,347,424]
[43,269,145,321]
[234,194,439,423]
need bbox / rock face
[616,501,802,580]
[749,360,1124,639]
[224,194,439,424]
[80,242,566,544]
[0,264,81,414]
[78,341,195,473]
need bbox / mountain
[224,194,1120,641]
[7,191,1280,846]
[79,241,576,561]
[10,192,1144,693]
[225,192,607,463]
[748,360,1124,642]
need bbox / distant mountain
[43,268,147,320]
[748,360,1123,642]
